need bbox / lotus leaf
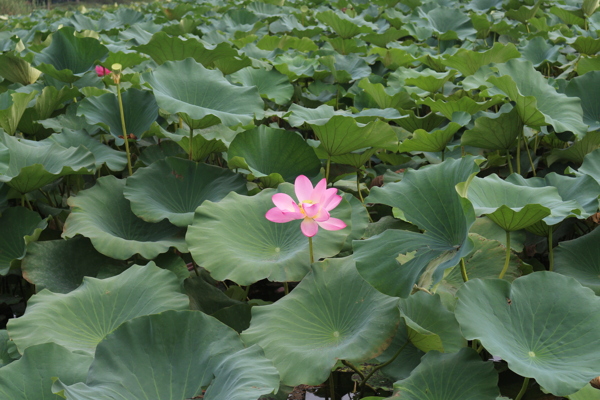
[456,272,600,396]
[0,90,38,135]
[441,42,520,76]
[565,71,600,132]
[0,52,41,85]
[54,310,279,400]
[229,67,294,105]
[124,157,247,227]
[0,207,47,275]
[7,263,189,355]
[241,257,400,386]
[316,10,377,38]
[461,105,522,150]
[62,175,186,260]
[554,228,600,294]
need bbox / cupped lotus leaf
[388,348,500,400]
[565,71,600,132]
[33,27,108,83]
[321,147,378,169]
[77,88,158,141]
[143,58,264,128]
[138,140,186,166]
[63,175,186,260]
[374,319,425,381]
[568,384,600,400]
[102,50,149,70]
[520,36,561,67]
[134,31,241,68]
[354,157,479,297]
[285,103,346,127]
[273,54,320,80]
[418,96,502,119]
[507,0,544,23]
[399,291,466,353]
[554,228,600,295]
[547,132,600,166]
[148,124,232,162]
[577,55,600,75]
[455,272,600,396]
[368,47,417,70]
[0,90,38,135]
[45,128,127,171]
[53,311,279,400]
[395,110,447,132]
[398,122,461,153]
[571,36,600,56]
[7,263,189,355]
[21,236,127,294]
[40,103,100,135]
[18,85,80,135]
[310,116,398,157]
[0,207,47,275]
[461,105,522,150]
[487,59,587,137]
[315,10,377,38]
[506,173,600,218]
[241,257,400,386]
[319,53,371,84]
[422,7,477,40]
[0,131,96,194]
[470,217,526,252]
[0,343,92,400]
[227,126,320,182]
[124,157,247,227]
[395,67,457,93]
[550,5,585,27]
[186,184,352,285]
[229,67,294,105]
[441,42,520,76]
[257,35,318,52]
[579,148,600,184]
[466,174,581,230]
[362,29,411,50]
[0,52,41,85]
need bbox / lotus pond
[0,0,600,398]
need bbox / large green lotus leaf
[77,88,158,141]
[241,257,400,386]
[579,148,600,184]
[505,173,600,218]
[134,31,241,68]
[554,228,600,295]
[418,96,502,119]
[520,36,561,67]
[227,126,320,182]
[0,207,47,275]
[18,85,80,135]
[257,35,318,52]
[420,7,477,40]
[374,319,425,381]
[568,384,600,400]
[398,122,461,153]
[0,90,38,135]
[7,263,189,356]
[124,157,247,227]
[63,175,186,260]
[321,147,377,169]
[45,128,127,171]
[229,67,293,105]
[571,36,600,56]
[0,52,41,85]
[142,58,264,128]
[0,343,92,400]
[273,54,320,80]
[470,217,526,252]
[0,330,14,367]
[358,78,415,111]
[310,116,398,156]
[319,53,371,84]
[354,157,479,298]
[34,27,108,83]
[466,174,581,230]
[461,105,523,150]
[388,348,500,400]
[0,131,96,194]
[437,233,523,299]
[186,184,352,285]
[394,68,457,93]
[315,10,376,38]
[399,291,466,353]
[21,236,127,294]
[54,311,279,400]
[147,124,232,162]
[487,59,587,137]
[455,272,600,396]
[565,71,600,132]
[547,132,600,166]
[368,47,417,70]
[441,42,520,76]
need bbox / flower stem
[516,132,521,175]
[515,377,530,400]
[499,230,511,279]
[283,282,289,295]
[523,133,536,176]
[115,80,133,176]
[460,257,469,282]
[308,236,314,264]
[506,149,514,174]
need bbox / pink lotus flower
[266,175,347,237]
[95,66,111,77]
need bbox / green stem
[460,258,469,282]
[548,228,554,272]
[243,284,251,299]
[506,149,514,174]
[188,125,194,161]
[325,156,331,183]
[329,372,336,400]
[116,81,133,176]
[523,134,536,176]
[359,340,409,396]
[516,132,521,175]
[283,282,289,295]
[515,377,530,400]
[499,230,511,279]
[342,360,365,380]
[308,236,314,264]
